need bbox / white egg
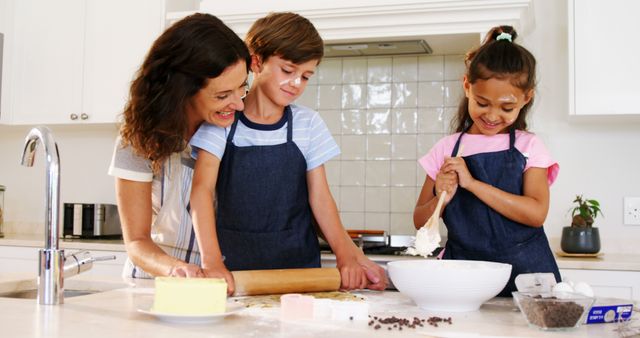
[573,282,595,298]
[552,282,574,294]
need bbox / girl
[189,12,387,294]
[413,26,560,296]
[109,13,250,278]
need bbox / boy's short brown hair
[245,12,323,64]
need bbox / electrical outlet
[624,197,640,225]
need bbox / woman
[108,13,250,278]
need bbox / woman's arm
[307,165,388,291]
[189,149,235,293]
[443,157,549,227]
[115,178,203,277]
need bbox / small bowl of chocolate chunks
[512,291,595,331]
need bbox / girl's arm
[190,149,235,294]
[115,178,203,277]
[307,165,388,291]
[413,171,458,229]
[443,157,549,227]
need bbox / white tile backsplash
[315,53,458,234]
[392,108,418,134]
[341,109,366,135]
[418,55,444,81]
[318,58,343,84]
[366,109,391,134]
[341,84,366,109]
[342,58,367,83]
[341,135,366,160]
[392,82,418,108]
[318,85,342,109]
[365,187,390,213]
[367,83,392,108]
[367,57,392,83]
[444,55,465,81]
[340,161,365,186]
[392,56,418,83]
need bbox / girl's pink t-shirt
[418,130,559,186]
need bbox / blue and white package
[585,299,633,324]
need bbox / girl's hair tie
[496,32,512,42]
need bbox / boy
[189,12,387,294]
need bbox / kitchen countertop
[3,233,640,272]
[0,273,632,338]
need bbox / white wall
[0,124,118,234]
[0,0,638,252]
[521,0,640,252]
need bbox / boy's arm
[307,165,388,291]
[190,149,235,293]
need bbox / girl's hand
[202,263,236,296]
[435,170,458,203]
[356,255,388,291]
[336,255,368,290]
[442,157,475,189]
[168,262,205,278]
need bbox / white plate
[138,303,244,324]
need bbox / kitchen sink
[0,289,97,299]
[0,278,130,300]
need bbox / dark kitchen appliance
[63,203,122,239]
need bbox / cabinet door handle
[70,114,78,120]
[80,113,89,120]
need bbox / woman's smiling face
[188,60,248,129]
[464,76,532,135]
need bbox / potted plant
[560,195,603,254]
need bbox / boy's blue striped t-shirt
[190,104,340,171]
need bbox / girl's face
[251,55,317,107]
[188,60,248,129]
[463,76,533,135]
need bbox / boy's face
[252,55,318,107]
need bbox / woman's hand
[356,255,388,291]
[441,157,475,189]
[336,255,368,290]
[202,263,236,296]
[168,262,205,278]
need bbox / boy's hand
[357,256,388,291]
[336,255,368,290]
[202,263,235,296]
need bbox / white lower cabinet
[0,246,127,278]
[560,268,640,301]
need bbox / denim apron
[215,106,321,271]
[442,128,560,296]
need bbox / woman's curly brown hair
[120,13,250,173]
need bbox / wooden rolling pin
[231,268,341,296]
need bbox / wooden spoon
[423,144,462,229]
[424,190,447,229]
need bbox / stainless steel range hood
[324,39,432,58]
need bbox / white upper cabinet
[170,0,532,41]
[569,0,640,116]
[0,0,164,125]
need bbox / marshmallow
[280,294,314,320]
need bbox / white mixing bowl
[387,259,512,312]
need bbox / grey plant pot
[560,226,601,254]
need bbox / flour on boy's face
[256,55,317,107]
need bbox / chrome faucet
[21,126,64,305]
